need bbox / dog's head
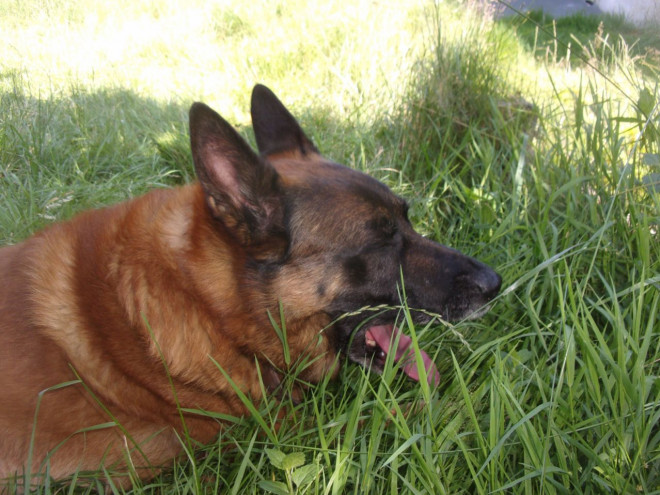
[189,85,501,385]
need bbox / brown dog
[0,85,501,487]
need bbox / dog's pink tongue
[367,325,441,386]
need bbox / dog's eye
[373,216,397,238]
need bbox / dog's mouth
[357,323,441,386]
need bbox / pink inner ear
[366,325,441,386]
[204,151,242,203]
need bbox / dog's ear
[189,102,287,259]
[250,84,319,157]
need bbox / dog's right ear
[250,84,319,158]
[189,102,287,258]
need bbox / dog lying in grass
[0,84,500,487]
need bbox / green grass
[1,0,659,493]
[499,8,660,68]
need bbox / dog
[0,84,501,487]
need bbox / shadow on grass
[497,9,660,67]
[0,66,535,248]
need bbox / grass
[1,0,659,493]
[499,8,660,68]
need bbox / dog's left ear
[250,84,319,158]
[189,102,287,259]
